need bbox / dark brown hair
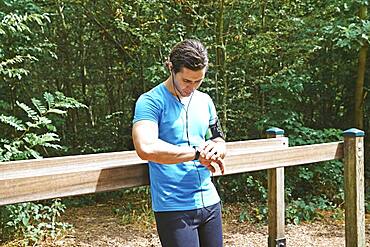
[168,39,208,74]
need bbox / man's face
[172,67,206,97]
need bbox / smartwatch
[193,146,200,160]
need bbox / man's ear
[167,61,173,71]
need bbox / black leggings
[154,202,223,247]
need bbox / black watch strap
[193,146,200,160]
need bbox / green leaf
[0,115,26,131]
[42,143,62,149]
[37,116,52,126]
[43,92,55,109]
[31,98,47,115]
[54,91,87,109]
[23,133,39,146]
[40,132,60,143]
[25,121,39,128]
[22,216,30,226]
[16,101,38,120]
[47,109,67,115]
[46,124,57,132]
[24,146,42,159]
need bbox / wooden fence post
[267,127,287,247]
[343,128,365,247]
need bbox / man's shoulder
[133,84,165,123]
[195,90,210,97]
[145,83,167,97]
[138,83,166,102]
[194,90,212,103]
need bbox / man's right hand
[198,153,224,174]
[196,141,225,174]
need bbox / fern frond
[0,138,10,144]
[2,141,27,161]
[37,116,52,126]
[16,101,38,120]
[44,92,55,108]
[24,146,42,159]
[40,132,60,142]
[47,109,67,115]
[54,91,87,109]
[24,132,58,145]
[42,143,62,149]
[0,55,25,67]
[23,132,61,152]
[23,133,38,146]
[0,115,26,131]
[1,68,30,80]
[25,121,39,128]
[31,98,47,115]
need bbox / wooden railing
[0,128,365,247]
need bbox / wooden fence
[0,128,365,247]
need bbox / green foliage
[282,125,345,205]
[286,196,337,225]
[71,111,132,154]
[0,1,52,81]
[2,200,71,245]
[238,204,268,224]
[0,92,85,244]
[0,2,83,244]
[218,125,345,223]
[111,187,154,227]
[0,0,369,231]
[114,200,154,227]
[0,92,86,161]
[217,174,267,203]
[365,184,370,213]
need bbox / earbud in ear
[167,61,173,71]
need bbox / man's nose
[188,81,198,88]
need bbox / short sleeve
[207,95,218,125]
[133,93,161,124]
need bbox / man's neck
[163,78,193,104]
[164,77,181,98]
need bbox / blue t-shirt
[133,82,220,212]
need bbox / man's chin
[181,91,193,97]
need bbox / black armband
[208,118,225,140]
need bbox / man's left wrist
[193,146,200,160]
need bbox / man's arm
[133,119,225,174]
[132,120,196,164]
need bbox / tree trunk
[57,1,78,136]
[216,0,227,137]
[354,5,368,129]
[261,0,267,31]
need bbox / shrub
[0,92,85,244]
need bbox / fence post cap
[343,128,365,137]
[266,127,284,135]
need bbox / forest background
[0,0,369,244]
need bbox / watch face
[194,147,200,160]
[195,150,200,160]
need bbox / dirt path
[47,203,370,247]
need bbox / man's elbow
[135,144,153,161]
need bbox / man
[132,39,226,247]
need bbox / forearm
[136,139,196,164]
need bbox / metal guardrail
[0,128,365,247]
